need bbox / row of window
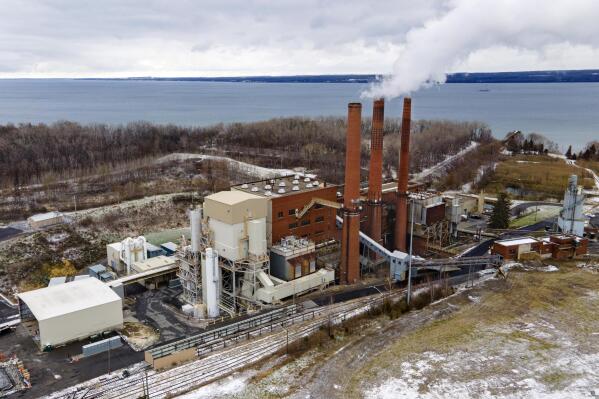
[288,216,325,229]
[277,204,325,219]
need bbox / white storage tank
[248,219,267,258]
[190,207,203,253]
[202,248,220,318]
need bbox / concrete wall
[145,347,197,370]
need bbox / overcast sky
[1,0,598,78]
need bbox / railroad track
[46,289,405,399]
[47,272,490,399]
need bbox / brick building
[231,175,339,245]
[492,235,588,261]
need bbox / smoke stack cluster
[367,98,384,243]
[395,97,412,252]
[340,103,362,284]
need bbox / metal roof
[205,190,263,205]
[27,211,63,222]
[495,237,538,246]
[18,278,121,321]
[231,175,333,198]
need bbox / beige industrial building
[203,190,268,261]
[17,278,123,349]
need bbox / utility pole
[107,339,111,375]
[407,198,415,305]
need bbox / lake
[0,79,597,150]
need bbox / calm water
[0,79,597,150]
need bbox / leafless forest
[0,117,493,189]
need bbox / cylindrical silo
[203,248,220,318]
[248,219,267,258]
[190,207,203,253]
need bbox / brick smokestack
[340,103,362,284]
[395,97,412,252]
[367,98,384,243]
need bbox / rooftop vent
[241,184,249,189]
[264,184,272,190]
[292,186,300,191]
[313,181,319,186]
[306,183,313,188]
[278,181,286,187]
[265,191,272,196]
[292,179,299,185]
[294,174,300,179]
[251,186,259,192]
[278,188,286,194]
[304,177,311,182]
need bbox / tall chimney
[395,97,412,252]
[367,98,384,243]
[340,103,362,284]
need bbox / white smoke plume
[364,0,599,99]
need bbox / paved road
[462,238,495,257]
[511,202,561,217]
[0,226,22,242]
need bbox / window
[288,209,295,216]
[301,219,310,226]
[315,216,325,223]
[289,222,298,229]
[277,211,284,218]
[315,203,323,209]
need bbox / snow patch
[175,372,251,399]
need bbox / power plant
[3,96,593,399]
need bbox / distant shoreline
[69,69,599,84]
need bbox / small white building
[106,242,123,272]
[18,278,123,349]
[27,211,65,229]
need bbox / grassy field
[482,155,595,200]
[348,260,599,398]
[510,205,561,228]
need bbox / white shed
[18,278,123,349]
[27,211,65,229]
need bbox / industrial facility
[0,96,595,399]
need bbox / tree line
[504,131,558,155]
[565,141,599,161]
[0,117,495,188]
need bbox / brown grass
[483,155,594,199]
[346,261,599,396]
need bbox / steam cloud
[364,0,599,99]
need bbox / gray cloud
[0,0,597,78]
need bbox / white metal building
[27,211,65,229]
[17,278,123,349]
[558,174,586,237]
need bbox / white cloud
[0,0,597,78]
[364,0,599,98]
